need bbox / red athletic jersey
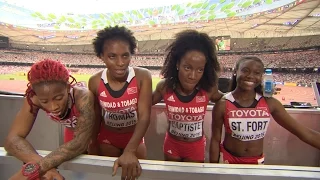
[98,67,139,128]
[45,84,86,128]
[163,89,209,138]
[224,92,271,141]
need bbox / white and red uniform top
[45,82,87,128]
[98,67,139,128]
[164,88,209,138]
[224,92,271,141]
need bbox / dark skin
[210,59,320,163]
[5,82,95,180]
[89,39,152,180]
[152,50,223,162]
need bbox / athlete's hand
[112,151,142,180]
[9,168,64,180]
[41,168,64,180]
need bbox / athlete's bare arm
[87,72,104,154]
[35,89,95,175]
[266,97,320,149]
[125,67,152,153]
[209,85,224,103]
[209,98,225,163]
[152,79,165,105]
[4,98,44,163]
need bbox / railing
[1,147,319,180]
[1,95,320,179]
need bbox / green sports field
[0,73,162,91]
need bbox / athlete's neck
[59,96,71,119]
[107,69,128,83]
[232,87,256,102]
[176,84,195,96]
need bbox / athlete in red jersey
[97,67,142,148]
[89,26,152,180]
[5,59,95,180]
[210,56,320,164]
[153,30,223,162]
[46,82,87,143]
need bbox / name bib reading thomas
[104,110,137,128]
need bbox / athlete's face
[33,82,70,116]
[101,40,131,80]
[177,50,206,93]
[235,59,264,91]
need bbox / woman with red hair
[5,59,95,180]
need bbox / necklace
[59,94,72,120]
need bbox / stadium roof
[0,0,319,45]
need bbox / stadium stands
[1,47,319,84]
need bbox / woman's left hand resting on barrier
[109,67,152,180]
[113,151,142,180]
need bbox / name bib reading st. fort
[229,117,270,141]
[227,109,271,141]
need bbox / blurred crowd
[1,49,319,68]
[0,49,319,84]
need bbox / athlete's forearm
[4,136,43,163]
[124,119,150,153]
[89,120,101,147]
[88,118,101,154]
[37,137,87,175]
[301,129,320,150]
[209,140,220,163]
[38,91,95,175]
[89,115,102,147]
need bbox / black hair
[161,30,220,92]
[92,25,137,57]
[229,56,264,95]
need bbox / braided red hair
[25,59,76,113]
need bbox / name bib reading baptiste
[169,120,203,138]
[229,118,270,141]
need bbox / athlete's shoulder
[206,85,223,103]
[73,84,89,93]
[73,86,94,107]
[132,67,151,79]
[89,69,104,81]
[155,78,167,94]
[264,96,281,113]
[215,94,227,107]
[212,95,226,117]
[73,85,92,97]
[88,69,104,92]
